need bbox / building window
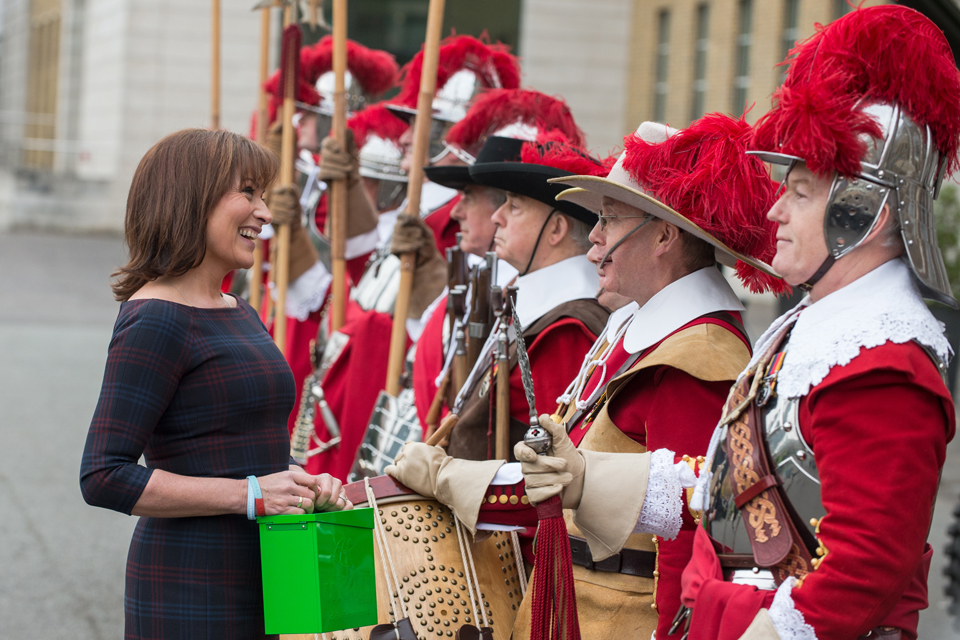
[653,9,671,122]
[732,0,753,114]
[690,4,710,121]
[834,0,852,20]
[780,0,800,82]
[23,0,62,170]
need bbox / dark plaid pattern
[81,297,294,639]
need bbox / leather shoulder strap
[523,298,610,342]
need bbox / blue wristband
[246,476,263,520]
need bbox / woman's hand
[312,473,353,512]
[257,469,318,515]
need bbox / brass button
[487,495,497,504]
[520,496,529,505]
[509,495,519,505]
[499,494,508,504]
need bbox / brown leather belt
[568,535,656,578]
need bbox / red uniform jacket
[685,341,955,640]
[477,313,748,638]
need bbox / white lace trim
[767,577,818,640]
[345,228,379,260]
[283,260,333,321]
[634,449,683,540]
[750,258,950,399]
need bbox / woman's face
[204,180,272,273]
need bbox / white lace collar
[622,266,744,354]
[514,255,600,327]
[749,257,951,399]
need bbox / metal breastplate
[351,250,400,314]
[705,351,824,563]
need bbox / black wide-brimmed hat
[423,136,525,190]
[467,135,609,225]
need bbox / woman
[80,129,349,639]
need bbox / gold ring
[297,496,304,509]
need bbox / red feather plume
[519,131,613,178]
[392,33,521,109]
[624,113,788,295]
[302,36,399,95]
[753,5,960,178]
[347,104,409,149]
[444,89,585,155]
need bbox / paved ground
[0,229,958,638]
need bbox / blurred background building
[1,0,960,234]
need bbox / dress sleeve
[80,302,194,514]
[786,345,951,640]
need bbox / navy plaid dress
[80,296,294,639]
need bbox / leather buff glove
[385,443,504,534]
[318,132,378,240]
[267,183,319,283]
[513,414,585,509]
[390,213,447,319]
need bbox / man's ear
[862,202,894,245]
[652,220,681,257]
[548,211,569,247]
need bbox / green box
[257,508,378,635]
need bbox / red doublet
[423,195,461,256]
[413,294,449,433]
[686,341,955,640]
[303,309,411,480]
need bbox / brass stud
[424,546,432,552]
[426,555,433,561]
[393,531,400,537]
[809,518,819,528]
[416,526,422,531]
[413,537,419,543]
[418,516,424,522]
[415,505,421,511]
[427,505,433,511]
[429,564,436,571]
[432,536,439,541]
[408,514,414,520]
[402,506,409,512]
[391,511,398,517]
[442,576,448,582]
[406,524,412,530]
[445,587,452,593]
[415,603,422,610]
[403,535,409,541]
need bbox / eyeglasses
[597,214,649,232]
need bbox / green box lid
[257,508,374,529]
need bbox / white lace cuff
[767,577,817,640]
[283,260,333,321]
[633,448,683,540]
[345,228,379,260]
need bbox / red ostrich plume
[347,104,409,149]
[444,89,586,156]
[519,130,614,177]
[263,71,319,124]
[752,5,960,179]
[302,36,399,96]
[392,33,522,109]
[624,113,787,295]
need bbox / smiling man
[668,7,960,640]
[387,113,784,639]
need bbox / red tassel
[529,496,580,640]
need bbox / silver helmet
[296,70,371,147]
[755,100,954,308]
[358,134,408,212]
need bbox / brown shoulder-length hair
[111,129,278,301]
